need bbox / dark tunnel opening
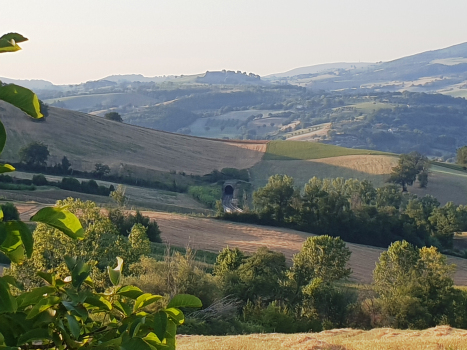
[224,185,234,196]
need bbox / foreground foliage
[0,33,198,349]
[1,255,201,349]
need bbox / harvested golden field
[0,102,265,176]
[177,326,467,350]
[310,155,398,175]
[142,211,467,285]
[250,159,390,189]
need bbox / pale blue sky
[2,0,467,84]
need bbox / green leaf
[165,319,177,350]
[133,293,162,313]
[93,336,122,350]
[26,296,60,319]
[0,33,28,43]
[153,311,167,342]
[0,120,6,155]
[84,296,112,311]
[64,256,77,271]
[113,300,132,317]
[17,328,51,346]
[166,294,202,309]
[0,279,16,313]
[0,275,23,289]
[37,271,55,286]
[5,221,33,258]
[0,222,25,264]
[71,260,91,288]
[17,286,56,308]
[143,333,163,347]
[108,256,123,286]
[66,314,80,339]
[129,316,145,337]
[0,164,15,174]
[62,301,88,321]
[121,337,153,350]
[117,285,144,299]
[0,38,21,53]
[31,207,84,240]
[164,308,184,325]
[0,84,43,119]
[0,209,2,222]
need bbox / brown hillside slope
[144,211,467,286]
[0,102,265,175]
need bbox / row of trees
[222,175,467,250]
[123,234,465,333]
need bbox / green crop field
[263,140,391,160]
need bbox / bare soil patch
[142,212,467,286]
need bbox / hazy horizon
[3,0,467,85]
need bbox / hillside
[269,41,467,95]
[0,101,266,175]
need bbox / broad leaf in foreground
[31,207,84,240]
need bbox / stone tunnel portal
[224,185,234,196]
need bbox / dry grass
[177,326,467,350]
[141,211,467,285]
[0,102,265,176]
[250,159,390,190]
[310,155,398,175]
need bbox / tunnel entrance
[224,185,234,196]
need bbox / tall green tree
[253,174,296,224]
[388,152,429,192]
[19,141,49,166]
[457,146,467,165]
[373,240,457,329]
[289,235,351,294]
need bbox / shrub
[0,202,20,221]
[108,208,162,243]
[32,173,48,186]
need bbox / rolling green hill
[2,101,467,207]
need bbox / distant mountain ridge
[264,62,373,79]
[4,40,467,95]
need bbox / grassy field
[187,109,284,139]
[44,93,157,110]
[141,211,467,286]
[263,141,391,161]
[0,101,266,176]
[409,165,467,204]
[177,326,467,350]
[348,101,395,112]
